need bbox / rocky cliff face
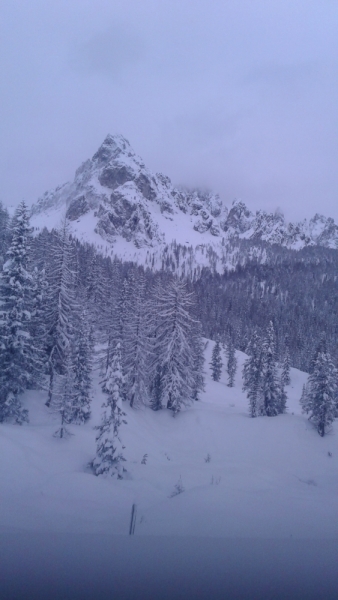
[32,134,338,253]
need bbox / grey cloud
[243,61,321,87]
[1,0,338,223]
[172,110,243,145]
[70,25,144,77]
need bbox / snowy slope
[30,134,338,274]
[1,342,337,539]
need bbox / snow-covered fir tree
[124,274,150,408]
[151,278,202,414]
[190,320,205,401]
[71,308,94,423]
[278,377,287,414]
[0,201,10,268]
[30,266,49,369]
[149,359,163,411]
[281,348,291,387]
[52,347,76,438]
[226,337,237,387]
[308,334,326,375]
[210,340,222,381]
[95,257,121,376]
[300,383,308,409]
[96,268,132,394]
[117,276,130,361]
[300,349,337,436]
[92,342,127,478]
[0,201,39,424]
[242,330,262,418]
[260,322,280,417]
[148,280,164,411]
[118,271,139,399]
[45,219,78,408]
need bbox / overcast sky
[1,0,338,221]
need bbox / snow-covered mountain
[31,134,338,266]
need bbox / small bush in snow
[210,475,221,485]
[170,476,185,497]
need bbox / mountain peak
[92,133,132,164]
[31,134,338,258]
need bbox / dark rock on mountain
[31,134,338,259]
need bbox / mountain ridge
[31,134,338,263]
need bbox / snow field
[0,341,337,538]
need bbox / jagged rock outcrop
[31,134,338,255]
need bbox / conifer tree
[85,250,101,307]
[30,266,49,369]
[149,360,163,411]
[0,201,10,268]
[300,383,308,409]
[278,347,290,414]
[278,377,287,414]
[281,347,291,387]
[190,320,205,400]
[124,275,150,408]
[0,201,37,423]
[300,349,337,436]
[151,278,198,414]
[118,276,130,357]
[148,279,164,411]
[95,257,121,376]
[71,308,94,423]
[45,219,77,407]
[260,322,280,417]
[92,343,127,477]
[242,330,262,418]
[308,334,326,374]
[53,347,76,438]
[226,337,237,387]
[118,271,138,398]
[210,340,222,382]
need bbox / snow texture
[0,341,337,539]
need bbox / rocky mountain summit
[32,134,338,253]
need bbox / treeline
[192,245,338,372]
[241,323,337,437]
[1,199,338,464]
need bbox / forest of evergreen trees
[193,244,338,372]
[0,202,205,476]
[0,200,337,481]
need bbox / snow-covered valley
[1,342,337,540]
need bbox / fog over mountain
[1,1,338,222]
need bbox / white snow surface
[1,342,337,539]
